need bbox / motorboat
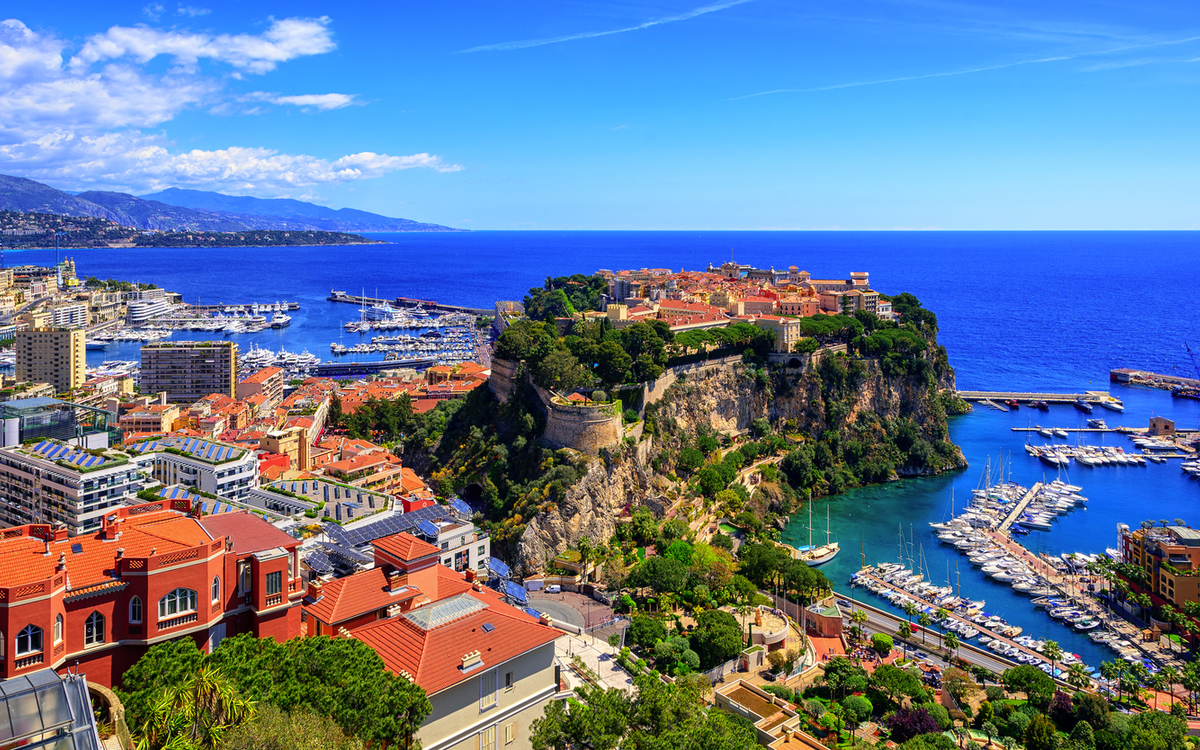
[1073,399,1094,413]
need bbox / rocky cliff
[509,344,967,574]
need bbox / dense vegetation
[523,274,609,321]
[134,229,376,247]
[117,634,430,750]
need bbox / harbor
[958,389,1119,405]
[327,289,492,317]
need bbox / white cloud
[72,16,336,74]
[177,5,210,18]
[0,130,461,193]
[271,92,358,110]
[0,17,460,195]
[143,4,164,21]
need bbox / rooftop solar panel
[450,498,472,516]
[525,607,543,619]
[416,519,440,538]
[487,557,510,578]
[505,581,527,604]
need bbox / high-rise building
[140,341,238,402]
[15,327,85,393]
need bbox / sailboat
[794,503,840,566]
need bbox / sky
[1,1,1198,229]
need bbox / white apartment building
[129,437,258,499]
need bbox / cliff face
[511,347,966,574]
[513,447,658,575]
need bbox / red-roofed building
[236,366,285,409]
[0,500,303,688]
[303,532,561,750]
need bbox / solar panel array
[403,593,487,631]
[304,550,334,575]
[157,486,199,502]
[505,581,528,604]
[133,437,242,462]
[29,440,110,469]
[524,607,543,619]
[487,557,510,578]
[450,498,472,516]
[324,505,453,549]
[320,541,373,564]
[416,519,441,538]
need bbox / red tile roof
[304,568,419,626]
[372,532,440,563]
[352,589,560,695]
[197,512,297,555]
[241,367,283,385]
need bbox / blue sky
[2,1,1198,229]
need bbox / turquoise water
[783,384,1200,668]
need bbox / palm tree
[902,601,918,625]
[1099,661,1121,701]
[935,608,950,649]
[1149,672,1168,710]
[139,665,254,750]
[944,631,960,662]
[1066,663,1091,690]
[852,608,869,632]
[1042,640,1063,681]
[735,601,755,643]
[576,535,595,585]
[1159,665,1181,709]
[918,613,932,645]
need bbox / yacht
[270,312,291,328]
[1073,399,1094,413]
[1100,399,1124,412]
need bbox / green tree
[224,704,364,750]
[822,656,870,700]
[1023,714,1059,750]
[1070,721,1096,750]
[118,637,207,729]
[1002,665,1055,708]
[139,665,254,750]
[871,664,926,708]
[690,609,744,669]
[628,615,668,650]
[1043,641,1064,683]
[531,685,631,750]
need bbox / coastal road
[834,591,1022,678]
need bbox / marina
[958,389,1120,406]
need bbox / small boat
[1006,399,1020,409]
[1037,427,1053,438]
[1035,401,1050,411]
[1073,399,1094,413]
[1086,418,1107,429]
[1053,428,1069,438]
[1099,399,1124,412]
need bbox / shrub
[842,695,873,724]
[871,633,893,656]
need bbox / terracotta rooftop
[372,532,440,563]
[241,367,283,385]
[304,567,420,625]
[352,589,560,695]
[197,512,297,555]
[0,509,213,589]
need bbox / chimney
[307,580,324,599]
[53,523,68,542]
[116,548,124,559]
[464,568,477,583]
[57,552,66,571]
[388,572,408,592]
[461,650,483,671]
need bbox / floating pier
[998,482,1042,533]
[315,357,436,377]
[957,390,1113,404]
[187,301,300,312]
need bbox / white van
[546,585,562,594]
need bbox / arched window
[84,612,105,646]
[211,576,220,603]
[16,624,43,655]
[54,615,63,644]
[158,588,197,619]
[130,596,143,623]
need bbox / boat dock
[327,290,492,317]
[1111,368,1200,390]
[1011,427,1125,433]
[998,482,1042,533]
[186,301,299,312]
[957,390,1113,405]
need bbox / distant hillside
[0,174,460,233]
[141,187,459,232]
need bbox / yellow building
[15,327,85,393]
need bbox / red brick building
[0,499,303,688]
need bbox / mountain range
[0,174,458,232]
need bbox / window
[505,722,517,744]
[130,596,143,623]
[504,671,514,689]
[478,545,486,558]
[478,726,496,750]
[16,624,43,656]
[85,612,105,646]
[266,571,282,596]
[239,561,252,594]
[479,670,498,710]
[212,576,221,603]
[158,588,198,619]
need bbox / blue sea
[15,230,1200,668]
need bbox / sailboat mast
[825,505,832,546]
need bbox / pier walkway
[327,290,492,317]
[957,390,1112,404]
[998,482,1042,533]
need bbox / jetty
[1111,368,1200,390]
[998,482,1042,533]
[957,390,1113,405]
[186,301,299,312]
[327,290,492,317]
